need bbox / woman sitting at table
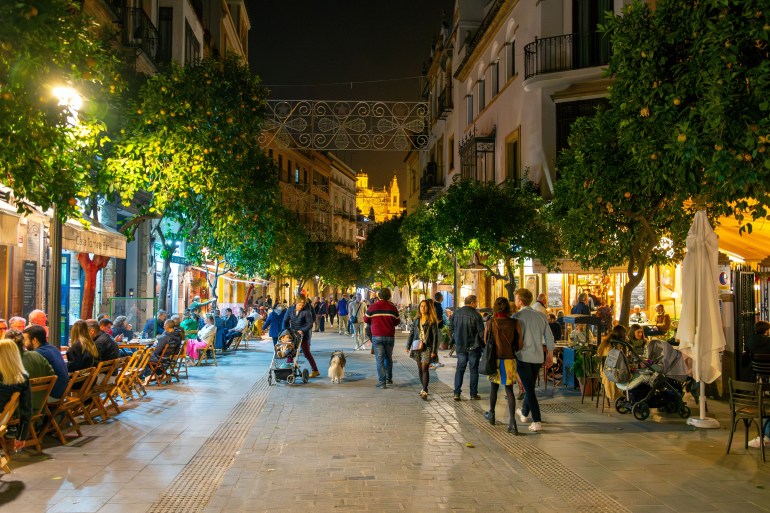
[628,324,648,355]
[0,339,32,452]
[66,320,99,372]
[597,325,628,405]
[112,316,135,342]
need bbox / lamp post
[49,86,82,347]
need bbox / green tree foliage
[555,0,770,325]
[430,179,561,299]
[358,215,412,289]
[0,0,122,219]
[400,206,453,284]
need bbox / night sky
[247,1,454,188]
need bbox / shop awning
[715,215,770,262]
[532,259,629,275]
[63,217,127,259]
[0,202,20,246]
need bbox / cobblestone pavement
[1,330,768,512]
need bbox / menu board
[630,277,646,309]
[22,260,36,317]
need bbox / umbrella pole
[686,381,720,429]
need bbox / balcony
[523,32,610,90]
[419,162,444,202]
[122,7,159,64]
[436,85,453,120]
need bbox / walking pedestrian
[337,294,350,335]
[450,295,484,401]
[430,292,445,369]
[282,294,320,378]
[364,288,400,388]
[327,298,337,329]
[316,297,328,332]
[483,297,522,434]
[350,293,367,350]
[513,288,555,432]
[406,300,439,400]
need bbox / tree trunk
[77,253,111,320]
[619,270,645,327]
[504,261,517,300]
[244,283,255,311]
[158,254,173,311]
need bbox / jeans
[353,323,366,348]
[454,348,482,396]
[337,314,349,334]
[516,360,543,422]
[319,315,325,332]
[373,337,394,383]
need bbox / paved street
[1,331,768,513]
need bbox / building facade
[355,173,405,223]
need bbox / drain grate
[148,371,270,513]
[395,352,629,513]
[539,403,582,414]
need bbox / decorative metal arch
[258,100,429,151]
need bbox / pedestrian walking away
[483,297,522,434]
[430,292,445,368]
[513,288,555,432]
[406,300,439,399]
[450,294,484,401]
[364,288,400,388]
[350,294,367,350]
[337,294,350,335]
[282,294,320,378]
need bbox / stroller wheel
[678,405,691,418]
[287,374,296,385]
[632,402,650,421]
[302,369,309,383]
[615,397,630,414]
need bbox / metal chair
[726,379,768,462]
[751,354,770,383]
[580,348,601,404]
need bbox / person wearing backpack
[597,325,628,405]
[483,297,522,434]
[513,288,555,433]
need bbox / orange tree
[106,55,276,311]
[0,0,121,219]
[553,0,770,326]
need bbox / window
[184,20,200,64]
[268,149,273,158]
[492,62,500,96]
[508,40,516,79]
[303,168,307,184]
[505,128,521,182]
[459,131,495,183]
[278,155,283,173]
[287,159,292,183]
[294,165,300,184]
[448,136,455,171]
[465,94,474,125]
[477,79,486,112]
[157,7,173,64]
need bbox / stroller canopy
[647,339,689,382]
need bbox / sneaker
[453,394,461,401]
[434,362,444,368]
[748,436,770,448]
[309,370,320,378]
[386,380,393,385]
[516,408,530,423]
[470,395,481,400]
[375,382,386,388]
[528,422,542,432]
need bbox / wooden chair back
[24,376,58,453]
[0,392,20,473]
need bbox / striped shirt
[364,300,400,337]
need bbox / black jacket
[93,331,120,362]
[449,305,484,353]
[0,373,32,440]
[406,319,439,355]
[66,342,98,372]
[151,329,183,362]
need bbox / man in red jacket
[364,288,400,389]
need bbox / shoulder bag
[479,320,498,375]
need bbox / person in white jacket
[186,314,217,361]
[513,288,555,433]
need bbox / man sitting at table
[629,305,648,324]
[23,325,69,402]
[650,304,671,336]
[88,319,121,361]
[223,308,248,350]
[142,320,183,384]
[570,293,591,315]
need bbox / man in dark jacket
[282,294,319,377]
[87,319,121,361]
[142,310,168,339]
[450,295,485,401]
[223,308,238,331]
[364,288,401,388]
[316,298,328,332]
[142,320,183,384]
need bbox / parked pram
[605,339,692,421]
[268,329,309,385]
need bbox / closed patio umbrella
[392,286,401,305]
[678,210,725,429]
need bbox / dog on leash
[328,351,346,383]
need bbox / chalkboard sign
[22,260,36,317]
[630,277,646,309]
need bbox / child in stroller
[605,338,692,421]
[268,329,309,385]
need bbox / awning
[63,217,127,259]
[0,202,20,246]
[715,215,770,262]
[532,259,628,274]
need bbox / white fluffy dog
[328,351,346,384]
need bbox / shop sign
[62,222,127,259]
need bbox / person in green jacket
[6,329,55,412]
[180,311,200,340]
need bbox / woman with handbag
[483,297,522,434]
[406,299,439,400]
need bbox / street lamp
[49,86,82,347]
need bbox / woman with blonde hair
[66,319,98,372]
[597,324,628,405]
[405,299,439,399]
[0,339,32,451]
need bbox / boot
[507,420,519,435]
[483,411,495,425]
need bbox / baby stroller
[268,329,309,385]
[606,339,692,421]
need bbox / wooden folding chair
[101,357,129,415]
[196,337,218,367]
[144,346,170,387]
[2,376,57,455]
[130,349,153,396]
[168,344,188,382]
[42,368,95,445]
[82,359,123,423]
[113,349,143,403]
[0,392,20,473]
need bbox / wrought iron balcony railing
[420,162,444,201]
[437,85,453,118]
[524,32,610,80]
[122,7,159,63]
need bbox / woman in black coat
[405,300,439,400]
[66,320,99,372]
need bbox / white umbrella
[391,286,401,305]
[677,210,725,429]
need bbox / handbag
[479,321,498,375]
